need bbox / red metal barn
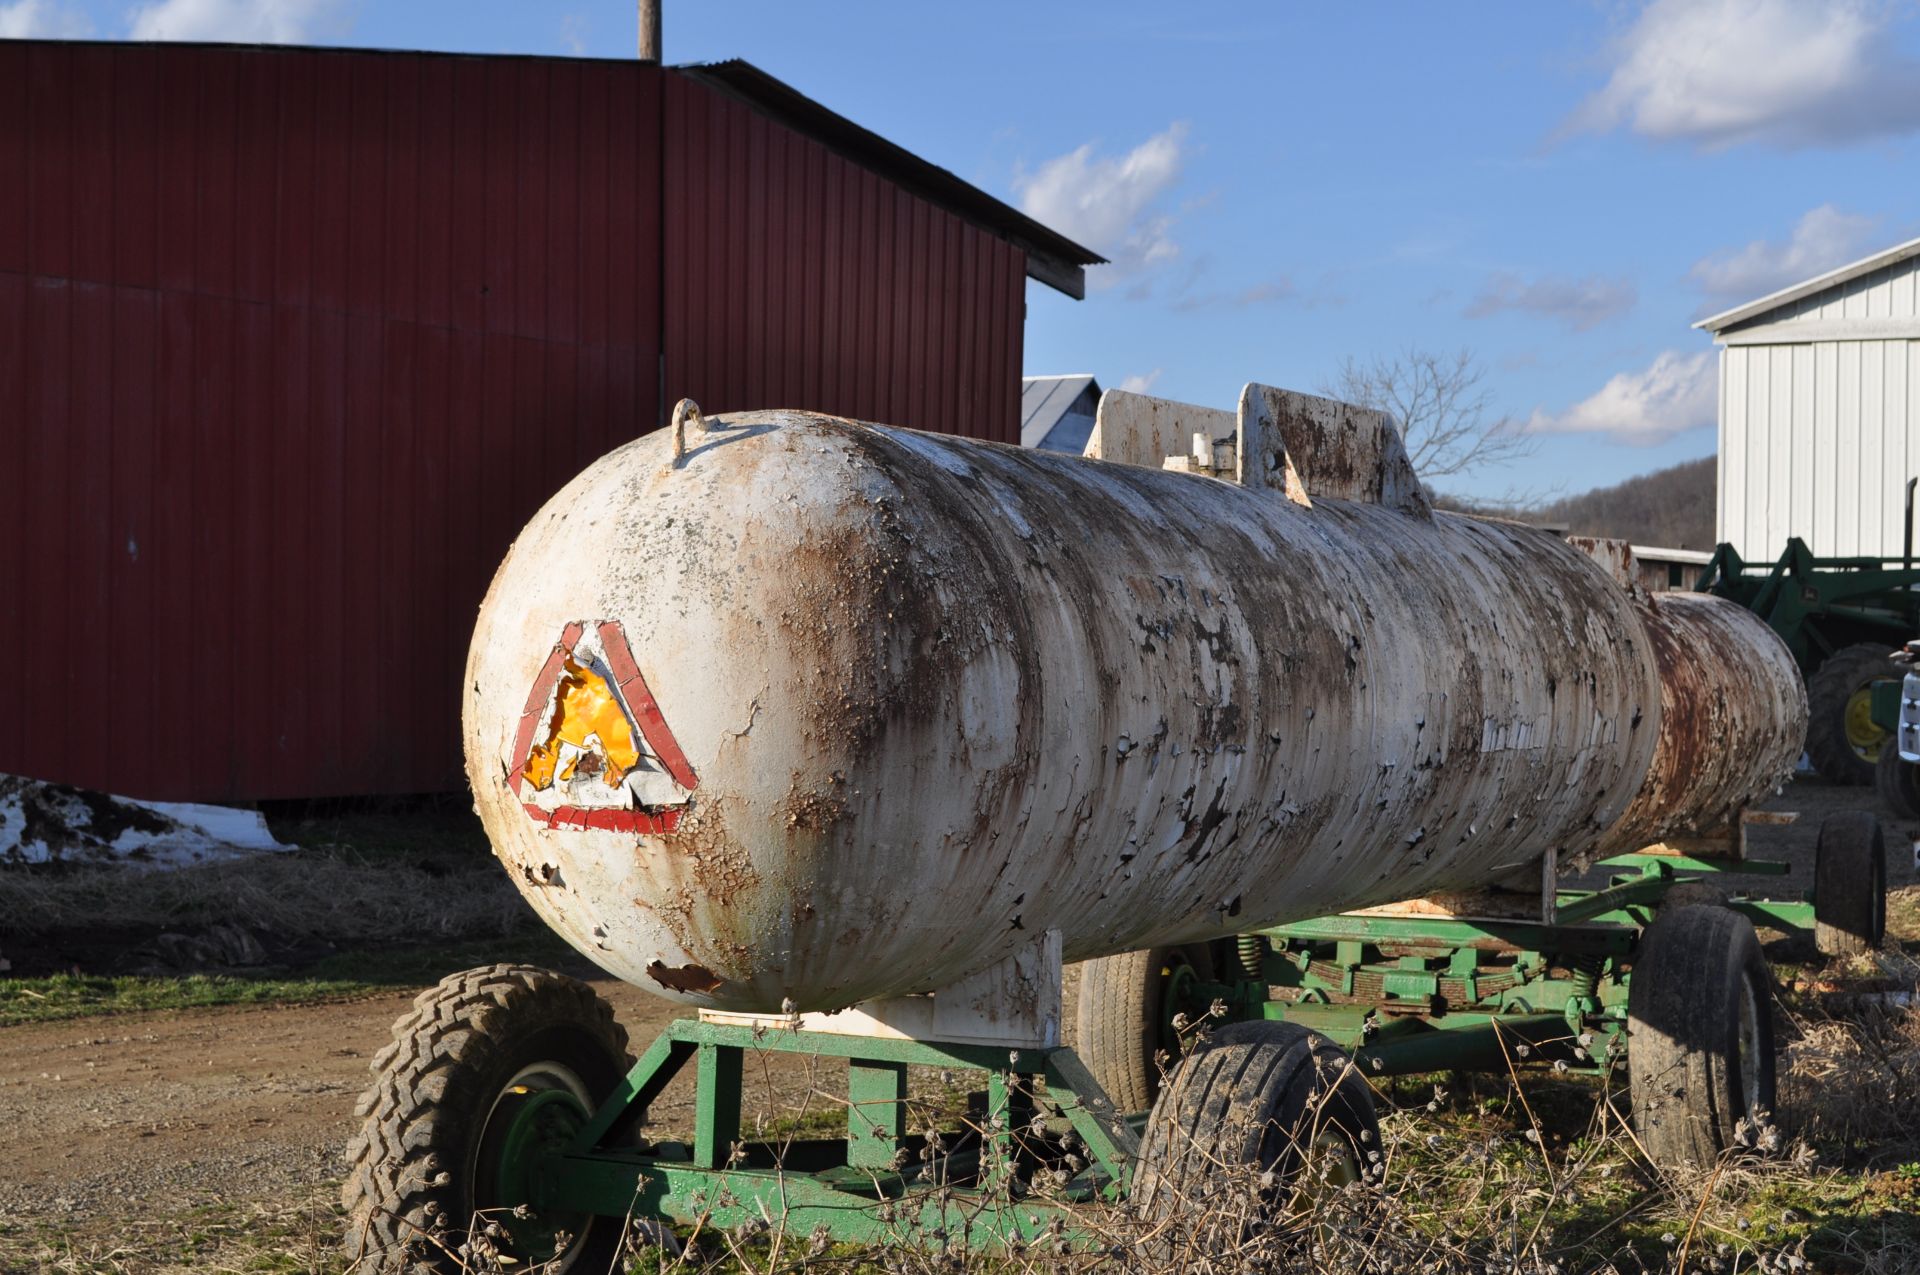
[0,42,1099,803]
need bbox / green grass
[757,1105,852,1140]
[0,932,582,1026]
[0,1187,352,1275]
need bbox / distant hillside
[1438,456,1717,549]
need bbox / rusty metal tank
[463,387,1805,1013]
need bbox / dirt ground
[1645,771,1920,896]
[0,982,668,1226]
[0,773,1912,1247]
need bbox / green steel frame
[1870,675,1910,735]
[513,1019,1138,1248]
[497,847,1819,1250]
[1174,849,1816,1080]
[1696,536,1920,673]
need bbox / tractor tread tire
[1876,744,1920,821]
[1815,810,1887,956]
[1806,643,1899,786]
[1627,905,1775,1171]
[341,964,630,1275]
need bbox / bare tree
[1322,347,1535,482]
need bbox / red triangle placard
[506,620,697,834]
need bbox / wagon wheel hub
[479,1081,593,1262]
[1158,959,1203,1053]
[1845,686,1888,761]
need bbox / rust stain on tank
[779,777,847,834]
[1610,591,1805,845]
[646,960,725,994]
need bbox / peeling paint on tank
[464,409,1805,1014]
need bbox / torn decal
[508,621,696,833]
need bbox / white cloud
[0,0,92,36]
[1524,350,1716,445]
[1118,369,1162,395]
[126,0,355,42]
[559,12,587,56]
[1463,272,1636,331]
[1689,204,1880,303]
[1568,0,1920,148]
[1014,123,1188,286]
[1171,277,1296,313]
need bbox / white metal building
[1698,235,1920,560]
[1020,375,1102,453]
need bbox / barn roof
[681,60,1104,299]
[1695,234,1920,335]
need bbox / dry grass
[0,1186,346,1274]
[0,849,534,948]
[0,810,549,1021]
[1777,985,1920,1165]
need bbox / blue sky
[5,0,1918,501]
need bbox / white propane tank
[464,388,1804,1013]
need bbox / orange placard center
[523,656,643,790]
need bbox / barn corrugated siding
[0,42,1029,801]
[1716,254,1920,560]
[661,74,1024,442]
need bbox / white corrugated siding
[1717,254,1920,559]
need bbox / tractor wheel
[1627,906,1776,1171]
[1075,943,1219,1115]
[342,964,632,1274]
[1815,810,1887,956]
[1133,1019,1380,1242]
[1805,643,1901,785]
[1876,743,1920,821]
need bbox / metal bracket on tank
[1640,807,1799,864]
[1566,535,1653,602]
[1237,383,1430,515]
[700,929,1064,1049]
[1346,845,1558,927]
[1083,381,1431,516]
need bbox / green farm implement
[1698,492,1920,784]
[345,812,1885,1266]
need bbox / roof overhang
[678,60,1104,299]
[1695,234,1920,335]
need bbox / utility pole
[638,0,661,62]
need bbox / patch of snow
[129,800,290,854]
[1,773,297,870]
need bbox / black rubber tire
[1814,810,1887,956]
[341,964,632,1274]
[1075,943,1217,1115]
[1133,1019,1381,1236]
[1627,906,1776,1171]
[1805,643,1900,786]
[1876,744,1920,821]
